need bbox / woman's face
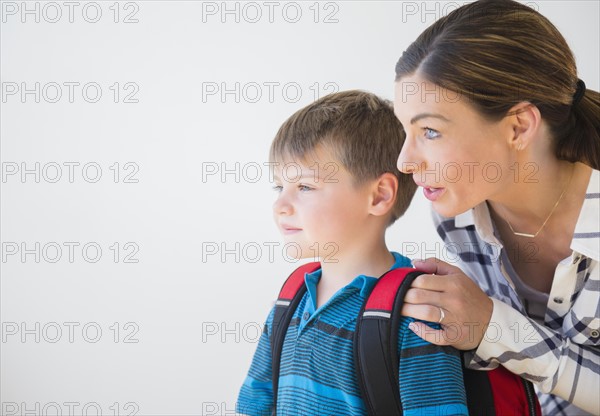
[394,73,516,217]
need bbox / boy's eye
[423,127,441,140]
[298,184,313,192]
[272,184,314,192]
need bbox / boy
[237,91,468,415]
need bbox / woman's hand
[402,258,494,350]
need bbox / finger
[407,322,450,346]
[401,303,443,323]
[412,257,459,275]
[403,287,444,305]
[410,273,452,291]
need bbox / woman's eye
[272,185,283,192]
[423,127,441,140]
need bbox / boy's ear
[369,173,398,217]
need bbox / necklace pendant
[513,231,536,238]
[501,164,574,240]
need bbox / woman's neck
[488,162,591,242]
[487,160,584,236]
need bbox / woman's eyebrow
[410,113,450,124]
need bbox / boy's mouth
[281,224,302,234]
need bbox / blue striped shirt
[237,251,469,415]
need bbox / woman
[393,1,599,414]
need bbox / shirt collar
[571,168,599,260]
[454,168,600,261]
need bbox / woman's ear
[369,173,398,217]
[505,102,542,151]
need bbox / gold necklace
[503,166,574,238]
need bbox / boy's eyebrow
[272,173,325,181]
[410,113,450,124]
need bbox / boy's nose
[273,195,293,215]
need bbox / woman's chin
[431,199,473,219]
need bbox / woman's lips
[422,186,445,201]
[414,179,446,202]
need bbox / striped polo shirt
[237,251,469,416]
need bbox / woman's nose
[397,139,419,174]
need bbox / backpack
[270,262,542,416]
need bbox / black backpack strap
[270,262,320,415]
[354,267,424,416]
[461,359,496,415]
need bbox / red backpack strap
[354,267,424,416]
[270,261,320,414]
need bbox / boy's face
[272,148,374,261]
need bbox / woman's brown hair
[395,0,600,169]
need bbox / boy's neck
[315,239,395,309]
[318,239,395,287]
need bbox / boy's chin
[284,250,314,262]
[280,241,340,264]
[279,241,318,262]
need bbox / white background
[1,1,598,415]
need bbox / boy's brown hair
[270,90,417,225]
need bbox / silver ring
[438,307,445,324]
